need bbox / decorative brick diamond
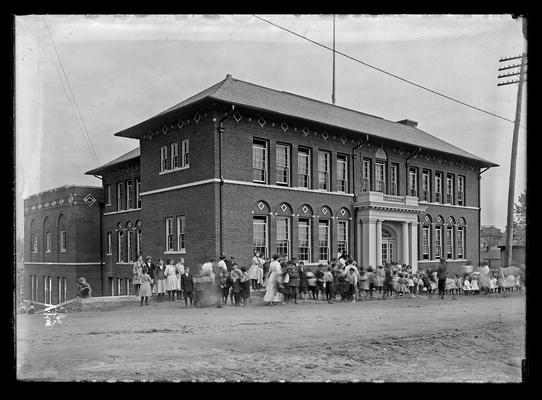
[162,125,168,134]
[118,223,123,229]
[280,204,288,212]
[399,149,404,156]
[44,202,49,208]
[303,127,310,136]
[59,199,64,205]
[51,200,56,206]
[31,205,36,211]
[438,158,442,164]
[340,135,347,144]
[426,154,430,160]
[322,131,328,140]
[127,222,132,228]
[281,122,288,132]
[302,205,309,214]
[137,220,142,227]
[177,120,183,130]
[83,194,96,207]
[340,209,346,216]
[448,217,454,224]
[258,117,266,128]
[257,202,265,210]
[194,113,201,124]
[37,204,42,210]
[233,112,242,123]
[321,207,328,215]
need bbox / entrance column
[375,220,382,267]
[362,219,376,267]
[356,220,362,264]
[401,221,409,265]
[409,221,419,272]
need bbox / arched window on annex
[457,217,467,260]
[296,204,314,263]
[317,206,333,263]
[57,214,67,256]
[275,202,294,260]
[421,214,433,260]
[42,216,52,256]
[251,201,271,258]
[135,220,142,259]
[29,218,38,259]
[445,216,456,259]
[116,222,125,263]
[434,215,445,260]
[126,221,135,263]
[336,208,351,258]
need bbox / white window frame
[117,182,123,211]
[435,172,443,203]
[127,230,134,263]
[362,159,371,192]
[45,232,51,253]
[63,277,67,302]
[435,226,442,259]
[105,184,111,206]
[457,227,464,259]
[110,277,115,296]
[337,154,348,193]
[298,218,311,263]
[31,275,35,301]
[177,216,186,252]
[32,234,38,253]
[160,145,168,173]
[181,138,189,168]
[422,170,430,202]
[43,276,48,304]
[318,220,330,262]
[57,277,62,304]
[446,226,454,259]
[317,151,330,191]
[457,176,465,206]
[253,216,268,258]
[59,231,67,253]
[107,232,112,255]
[337,220,349,256]
[422,226,430,259]
[375,162,386,193]
[276,217,290,260]
[297,148,311,189]
[126,180,133,210]
[137,229,142,257]
[446,175,454,204]
[390,164,398,195]
[276,144,290,185]
[408,167,418,197]
[171,142,179,170]
[117,278,122,296]
[117,231,124,263]
[252,140,267,183]
[165,217,174,252]
[135,178,141,208]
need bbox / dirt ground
[16,292,526,382]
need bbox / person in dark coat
[286,261,300,304]
[180,266,194,308]
[437,259,448,299]
[145,256,155,295]
[297,261,308,300]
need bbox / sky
[15,14,527,239]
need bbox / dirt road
[16,293,525,382]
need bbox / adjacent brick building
[24,74,498,302]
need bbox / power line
[253,14,523,127]
[43,18,100,166]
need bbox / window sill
[60,250,67,253]
[164,250,186,255]
[159,166,190,176]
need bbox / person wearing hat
[145,256,155,295]
[153,258,167,301]
[437,259,448,299]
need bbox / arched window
[457,217,466,259]
[43,217,52,254]
[275,203,293,260]
[135,220,142,257]
[297,205,314,263]
[57,214,67,254]
[374,148,387,193]
[434,215,444,259]
[116,222,125,263]
[126,221,134,262]
[337,208,351,257]
[445,217,456,259]
[318,206,333,262]
[30,219,38,256]
[252,201,270,258]
[421,215,432,260]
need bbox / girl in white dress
[248,251,263,290]
[175,258,185,300]
[263,255,283,305]
[462,277,472,295]
[470,275,480,295]
[165,259,179,301]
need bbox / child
[391,271,400,299]
[489,276,497,293]
[376,265,385,295]
[407,274,415,297]
[367,267,377,300]
[416,274,425,296]
[445,275,454,295]
[180,266,194,308]
[454,275,462,295]
[383,267,393,300]
[306,271,318,300]
[240,267,251,306]
[139,270,152,306]
[347,268,357,302]
[462,277,472,295]
[399,273,408,296]
[165,259,179,302]
[358,268,368,301]
[315,266,325,300]
[471,275,480,295]
[224,271,233,305]
[324,266,334,303]
[231,264,242,306]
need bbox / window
[57,277,62,305]
[109,277,115,296]
[117,278,122,296]
[422,170,430,202]
[435,226,442,259]
[31,275,35,301]
[32,234,38,253]
[337,154,348,192]
[435,172,443,203]
[117,182,124,211]
[135,178,141,208]
[375,162,386,193]
[181,139,189,168]
[177,216,186,252]
[117,231,124,262]
[446,226,454,259]
[457,176,465,206]
[252,140,267,183]
[298,148,311,188]
[318,151,330,191]
[126,278,131,296]
[390,164,398,195]
[126,180,133,209]
[422,226,430,259]
[408,167,418,197]
[276,217,290,259]
[337,220,348,256]
[160,145,168,173]
[165,217,174,252]
[459,226,468,254]
[63,277,67,302]
[105,184,111,205]
[318,220,330,262]
[59,231,66,252]
[45,232,51,253]
[43,276,48,304]
[171,142,179,169]
[127,230,134,262]
[275,144,290,185]
[253,216,268,258]
[107,232,112,255]
[137,229,142,257]
[298,219,311,263]
[446,175,454,204]
[362,160,371,192]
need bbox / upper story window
[107,232,112,255]
[318,151,330,191]
[252,139,267,184]
[32,234,38,253]
[181,139,189,168]
[117,182,124,211]
[422,170,431,202]
[45,232,51,253]
[177,216,186,252]
[435,172,443,203]
[276,144,290,185]
[135,178,141,208]
[390,164,398,195]
[298,148,311,189]
[337,154,348,193]
[446,174,454,204]
[126,180,133,210]
[160,145,168,173]
[408,167,418,197]
[362,159,371,192]
[374,162,386,193]
[457,176,465,206]
[165,217,174,252]
[171,142,179,169]
[105,184,111,205]
[59,231,67,253]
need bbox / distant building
[480,225,504,251]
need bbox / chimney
[396,119,418,128]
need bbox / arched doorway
[381,226,396,264]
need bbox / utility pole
[332,14,336,104]
[498,16,527,268]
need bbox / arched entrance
[381,226,396,264]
